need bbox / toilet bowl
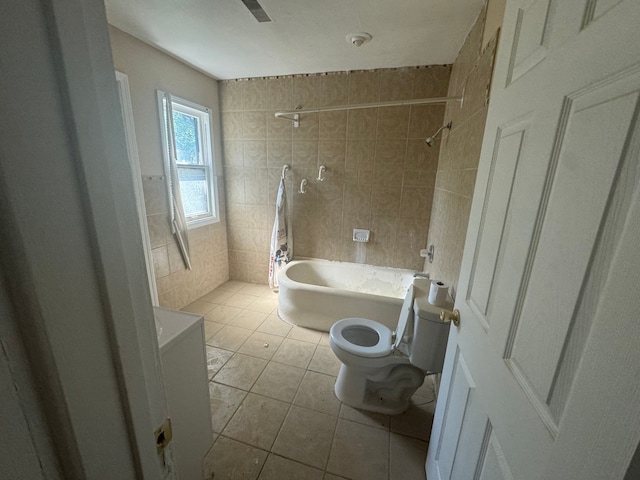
[329,278,451,415]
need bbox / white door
[427,1,640,479]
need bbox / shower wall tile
[321,73,349,107]
[147,214,170,248]
[145,178,230,309]
[319,111,348,139]
[243,80,267,111]
[379,69,415,102]
[347,108,379,139]
[292,76,321,109]
[376,106,410,138]
[413,67,452,98]
[219,81,243,112]
[222,112,243,140]
[220,65,451,282]
[267,140,293,167]
[142,179,168,216]
[242,112,267,139]
[223,140,244,167]
[243,140,267,168]
[292,112,319,139]
[267,111,292,140]
[426,2,499,298]
[347,71,380,104]
[266,77,293,110]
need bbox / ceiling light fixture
[346,32,372,47]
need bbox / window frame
[157,91,219,229]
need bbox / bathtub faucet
[413,272,430,279]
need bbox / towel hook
[281,164,290,180]
[317,165,326,182]
[299,179,308,194]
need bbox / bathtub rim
[278,257,415,303]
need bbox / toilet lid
[330,318,393,358]
[393,284,415,350]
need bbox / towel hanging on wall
[269,176,292,289]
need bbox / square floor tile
[327,419,389,480]
[181,299,216,316]
[230,309,269,330]
[319,333,331,346]
[217,281,246,292]
[258,315,293,337]
[205,304,243,324]
[239,283,270,296]
[206,346,233,379]
[203,436,267,480]
[389,433,428,480]
[204,320,225,342]
[272,406,337,469]
[389,400,435,441]
[251,362,306,403]
[293,371,341,416]
[258,454,324,480]
[213,353,268,390]
[247,297,278,314]
[238,332,284,360]
[272,338,317,368]
[339,404,390,431]
[208,382,247,433]
[200,288,235,304]
[287,326,323,344]
[224,292,258,309]
[260,289,278,298]
[308,346,341,377]
[222,393,289,450]
[208,325,253,351]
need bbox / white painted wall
[109,26,223,177]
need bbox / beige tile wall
[220,66,451,283]
[144,177,230,309]
[425,4,499,297]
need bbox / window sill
[187,215,220,230]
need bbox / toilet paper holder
[440,309,460,327]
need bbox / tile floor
[182,280,437,480]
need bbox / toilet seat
[330,318,393,358]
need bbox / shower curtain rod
[274,95,463,127]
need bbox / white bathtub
[277,259,416,332]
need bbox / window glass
[177,166,209,217]
[172,110,201,165]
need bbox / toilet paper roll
[428,280,449,306]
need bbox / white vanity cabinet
[155,307,211,480]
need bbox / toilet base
[334,363,425,415]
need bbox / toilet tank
[409,280,453,372]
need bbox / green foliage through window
[172,111,200,164]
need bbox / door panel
[430,348,476,479]
[477,430,515,480]
[468,116,530,325]
[506,0,552,84]
[508,72,640,420]
[427,1,640,479]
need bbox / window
[158,92,218,228]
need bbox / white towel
[269,177,292,288]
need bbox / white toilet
[329,278,452,415]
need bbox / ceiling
[104,0,485,80]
